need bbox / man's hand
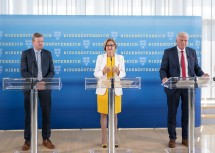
[162,77,168,84]
[202,73,210,77]
[36,81,46,90]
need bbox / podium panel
[162,77,215,89]
[3,78,62,153]
[162,77,215,153]
[85,77,141,89]
[3,78,62,90]
[85,77,141,153]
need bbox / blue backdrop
[0,15,202,129]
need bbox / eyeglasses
[106,44,115,47]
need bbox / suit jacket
[21,48,55,79]
[94,53,126,96]
[159,46,204,93]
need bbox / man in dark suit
[20,32,55,151]
[159,32,209,148]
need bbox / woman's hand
[112,66,120,75]
[102,66,111,74]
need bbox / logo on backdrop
[0,66,3,74]
[25,40,32,49]
[111,32,118,39]
[54,31,61,40]
[83,57,90,66]
[83,40,90,49]
[0,48,2,57]
[139,57,147,66]
[139,40,147,49]
[195,40,201,49]
[54,65,61,75]
[167,32,174,40]
[54,48,61,57]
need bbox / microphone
[110,54,113,78]
[110,52,113,62]
[110,54,114,89]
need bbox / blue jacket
[159,46,204,79]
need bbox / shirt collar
[177,46,186,53]
[33,48,41,53]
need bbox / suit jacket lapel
[40,49,46,75]
[186,48,190,61]
[40,49,44,65]
[101,54,107,69]
[115,54,120,67]
[30,48,38,76]
[173,47,180,69]
[186,48,191,74]
[31,48,37,63]
[101,53,119,68]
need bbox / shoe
[102,143,118,148]
[43,138,55,149]
[102,136,107,148]
[115,143,119,148]
[115,138,119,148]
[22,140,30,151]
[102,144,107,148]
[168,139,176,148]
[182,139,188,147]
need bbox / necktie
[36,52,42,81]
[181,50,186,78]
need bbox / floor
[0,125,215,153]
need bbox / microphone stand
[110,56,114,89]
[194,76,198,88]
[108,55,115,153]
[30,60,38,153]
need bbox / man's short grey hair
[177,32,189,39]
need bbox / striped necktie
[36,51,42,81]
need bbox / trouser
[166,89,188,140]
[24,90,52,141]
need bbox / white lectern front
[85,77,141,153]
[3,78,62,153]
[162,77,215,153]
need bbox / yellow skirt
[97,89,121,114]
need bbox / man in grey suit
[20,32,55,151]
[159,32,209,148]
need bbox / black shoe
[115,143,119,148]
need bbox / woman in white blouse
[94,38,126,148]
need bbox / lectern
[3,78,62,153]
[162,77,215,153]
[85,77,141,153]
